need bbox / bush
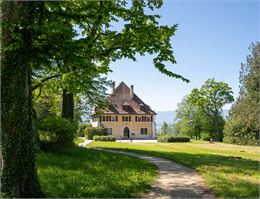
[201,131,211,141]
[158,136,190,142]
[77,123,92,137]
[84,126,107,139]
[38,115,77,150]
[93,135,116,142]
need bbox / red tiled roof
[102,82,156,115]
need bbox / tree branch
[96,46,121,57]
[31,74,60,91]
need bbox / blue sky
[107,0,259,111]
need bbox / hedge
[84,126,107,139]
[158,136,190,142]
[93,136,116,142]
[77,123,92,137]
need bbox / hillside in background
[155,110,229,130]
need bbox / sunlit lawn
[89,140,260,198]
[37,146,157,198]
[74,137,85,144]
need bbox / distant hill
[155,110,229,130]
[155,111,176,130]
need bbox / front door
[123,127,130,138]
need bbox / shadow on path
[98,149,215,199]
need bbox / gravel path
[79,140,214,198]
[101,149,215,199]
[78,139,93,147]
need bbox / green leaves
[175,79,234,140]
[224,43,260,145]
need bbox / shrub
[93,135,116,142]
[38,115,77,150]
[158,136,190,142]
[201,131,211,141]
[77,123,92,137]
[84,126,107,139]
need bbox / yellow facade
[100,114,154,139]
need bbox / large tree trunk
[1,2,43,197]
[212,112,222,142]
[62,89,74,121]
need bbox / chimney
[130,85,134,98]
[111,81,115,94]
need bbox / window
[111,116,118,122]
[140,128,148,135]
[135,116,152,122]
[122,116,131,122]
[105,128,112,135]
[101,115,117,122]
[106,116,111,122]
[123,105,130,111]
[136,116,142,122]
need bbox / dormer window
[140,104,145,111]
[122,105,129,111]
[122,102,130,111]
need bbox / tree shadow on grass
[37,146,157,198]
[95,146,259,198]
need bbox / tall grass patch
[37,146,157,198]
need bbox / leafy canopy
[31,0,188,95]
[174,78,234,140]
[224,43,260,145]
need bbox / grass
[74,136,85,144]
[37,146,157,198]
[89,140,260,198]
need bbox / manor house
[93,82,156,139]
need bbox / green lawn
[37,146,157,198]
[74,137,85,144]
[89,140,260,198]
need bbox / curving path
[98,149,215,199]
[80,140,214,198]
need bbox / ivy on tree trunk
[1,1,43,197]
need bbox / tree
[174,95,205,139]
[30,0,190,120]
[1,2,44,197]
[159,121,169,135]
[33,78,109,124]
[194,79,234,141]
[174,79,234,141]
[224,43,260,145]
[1,1,189,197]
